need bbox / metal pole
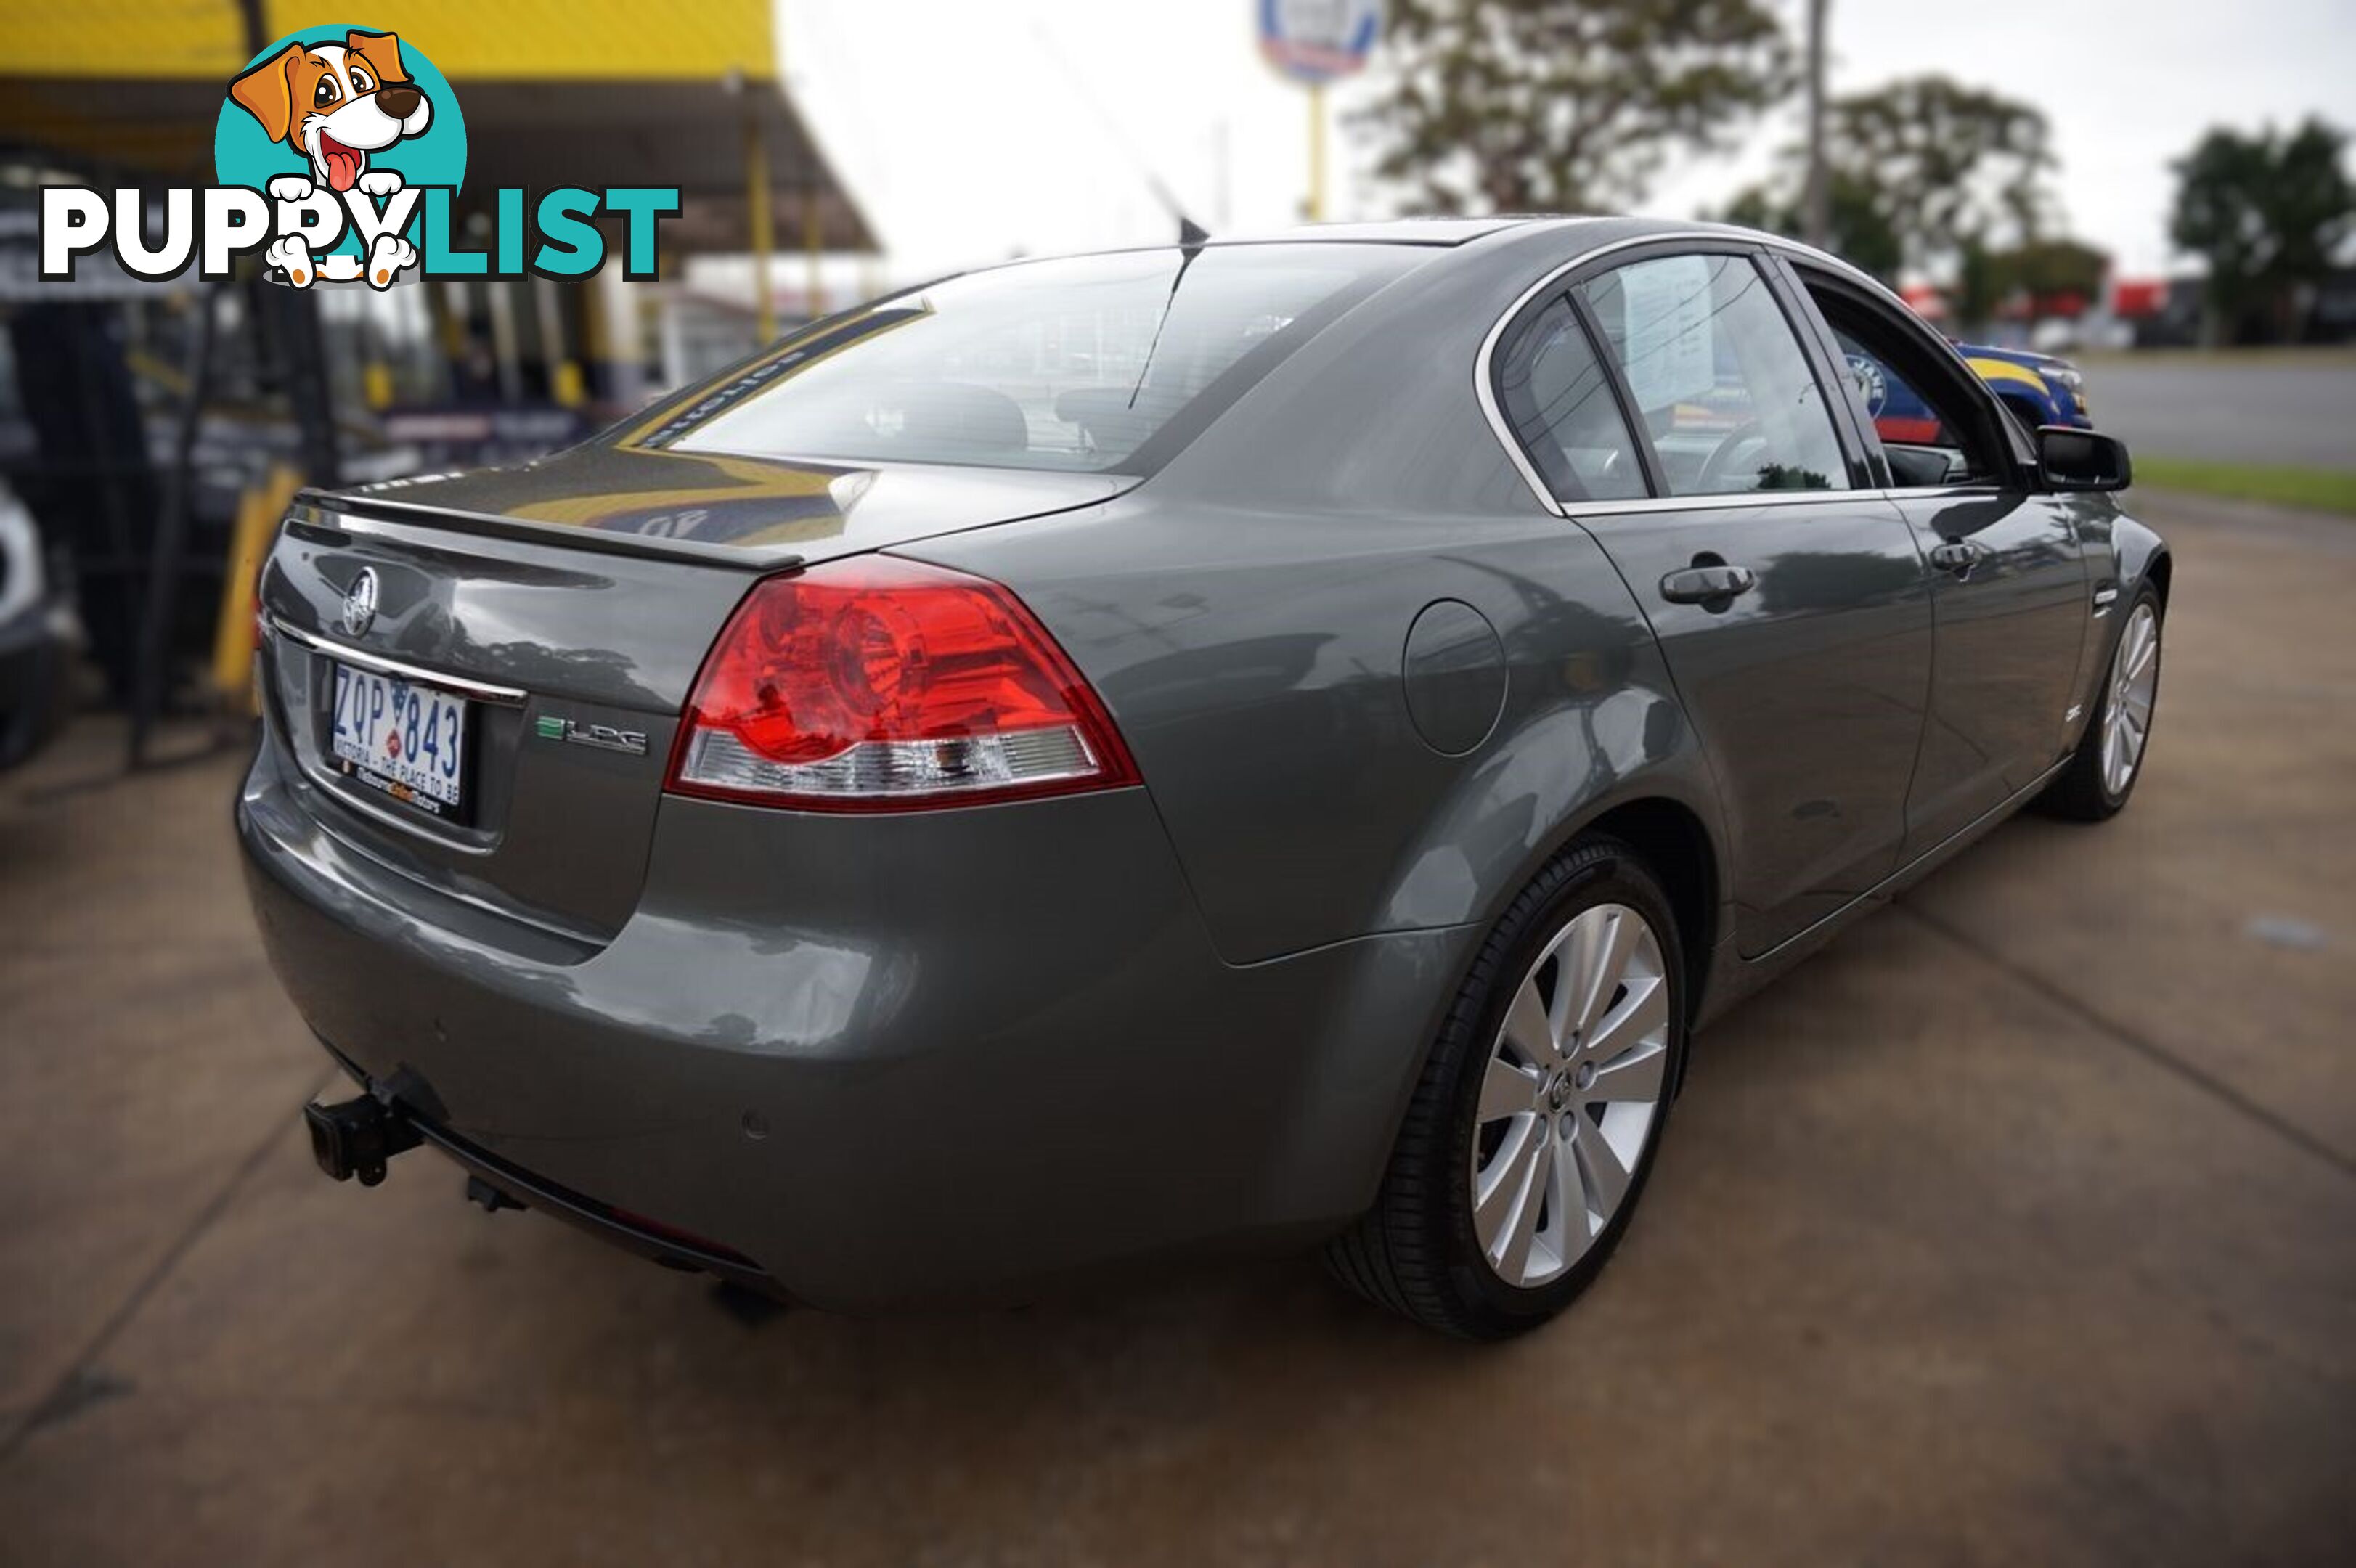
[128,287,219,769]
[1802,0,1830,250]
[745,108,775,343]
[235,0,338,484]
[803,191,825,320]
[485,276,522,404]
[1307,83,1326,222]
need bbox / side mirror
[2038,427,2132,492]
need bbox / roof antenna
[1178,216,1210,250]
[1129,240,1205,409]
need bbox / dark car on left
[0,478,76,770]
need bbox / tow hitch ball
[303,1093,420,1186]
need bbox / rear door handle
[1659,563,1757,605]
[1928,539,1992,576]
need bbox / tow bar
[303,1093,420,1186]
[298,1084,773,1296]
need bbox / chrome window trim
[268,616,531,706]
[1560,483,2014,520]
[1878,484,2009,502]
[1475,268,1590,517]
[1474,227,2008,519]
[1565,489,1879,519]
[1476,234,1722,518]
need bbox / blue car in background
[1851,340,2092,446]
[1959,343,2093,430]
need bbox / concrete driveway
[2,491,2351,1566]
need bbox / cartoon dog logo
[229,29,430,288]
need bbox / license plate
[329,661,470,818]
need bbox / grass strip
[2134,457,2356,516]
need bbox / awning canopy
[0,0,876,254]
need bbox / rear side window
[645,245,1411,474]
[1493,298,1647,502]
[1578,254,1849,497]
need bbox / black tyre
[2036,583,2162,822]
[1327,835,1688,1339]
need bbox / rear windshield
[643,245,1415,474]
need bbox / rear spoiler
[297,489,807,572]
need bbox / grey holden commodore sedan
[240,216,2166,1338]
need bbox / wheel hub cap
[1469,902,1671,1289]
[2100,602,2159,797]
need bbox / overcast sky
[773,0,2355,289]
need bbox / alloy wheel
[2100,602,2159,797]
[1470,902,1671,1289]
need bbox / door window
[1493,296,1647,502]
[1578,254,1849,497]
[1812,290,2007,489]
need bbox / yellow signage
[3,0,775,80]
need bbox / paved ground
[2082,356,2356,470]
[2,491,2352,1566]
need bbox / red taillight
[666,555,1139,811]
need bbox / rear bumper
[237,735,1471,1310]
[309,1055,783,1294]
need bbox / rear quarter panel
[907,224,1729,967]
[916,501,1719,966]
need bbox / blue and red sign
[1258,0,1385,86]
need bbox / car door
[1780,258,2093,858]
[1496,242,1934,957]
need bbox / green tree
[1722,170,1901,279]
[1982,238,2109,309]
[1719,75,2057,329]
[1830,77,2053,269]
[2169,118,2355,343]
[1363,0,1794,214]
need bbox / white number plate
[329,661,470,816]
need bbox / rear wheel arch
[1329,831,1692,1336]
[1574,799,1718,1025]
[1470,793,1720,1031]
[1347,788,1721,1236]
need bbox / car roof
[1199,214,1735,250]
[1202,216,1540,248]
[1033,214,1780,265]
